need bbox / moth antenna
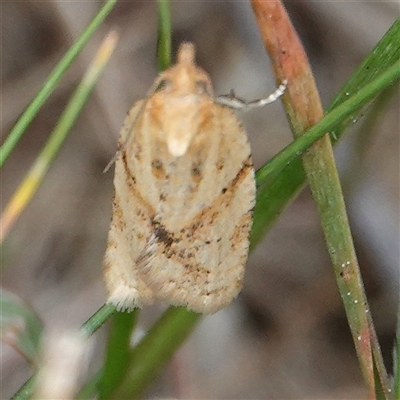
[215,79,287,111]
[103,151,120,173]
[123,77,164,143]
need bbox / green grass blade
[76,370,103,399]
[157,0,172,71]
[0,32,118,242]
[251,18,400,249]
[111,307,200,399]
[327,18,400,122]
[80,303,116,338]
[10,376,35,400]
[251,10,399,396]
[0,0,117,170]
[251,59,400,248]
[256,60,400,187]
[98,310,139,399]
[373,355,387,400]
[9,32,119,399]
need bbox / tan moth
[103,42,286,314]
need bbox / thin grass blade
[251,1,397,397]
[0,0,117,169]
[0,31,118,243]
[157,0,172,72]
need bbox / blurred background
[1,1,398,398]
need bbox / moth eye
[155,79,172,92]
[196,80,211,95]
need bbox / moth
[103,42,285,314]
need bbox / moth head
[155,42,213,98]
[149,42,214,157]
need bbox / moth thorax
[162,98,207,157]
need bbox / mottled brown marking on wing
[186,156,253,232]
[136,158,254,305]
[152,220,176,248]
[230,210,253,251]
[145,157,253,248]
[111,195,125,232]
[103,192,155,310]
[151,158,166,179]
[190,162,203,184]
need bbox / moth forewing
[103,102,156,311]
[134,106,255,314]
[103,42,256,314]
